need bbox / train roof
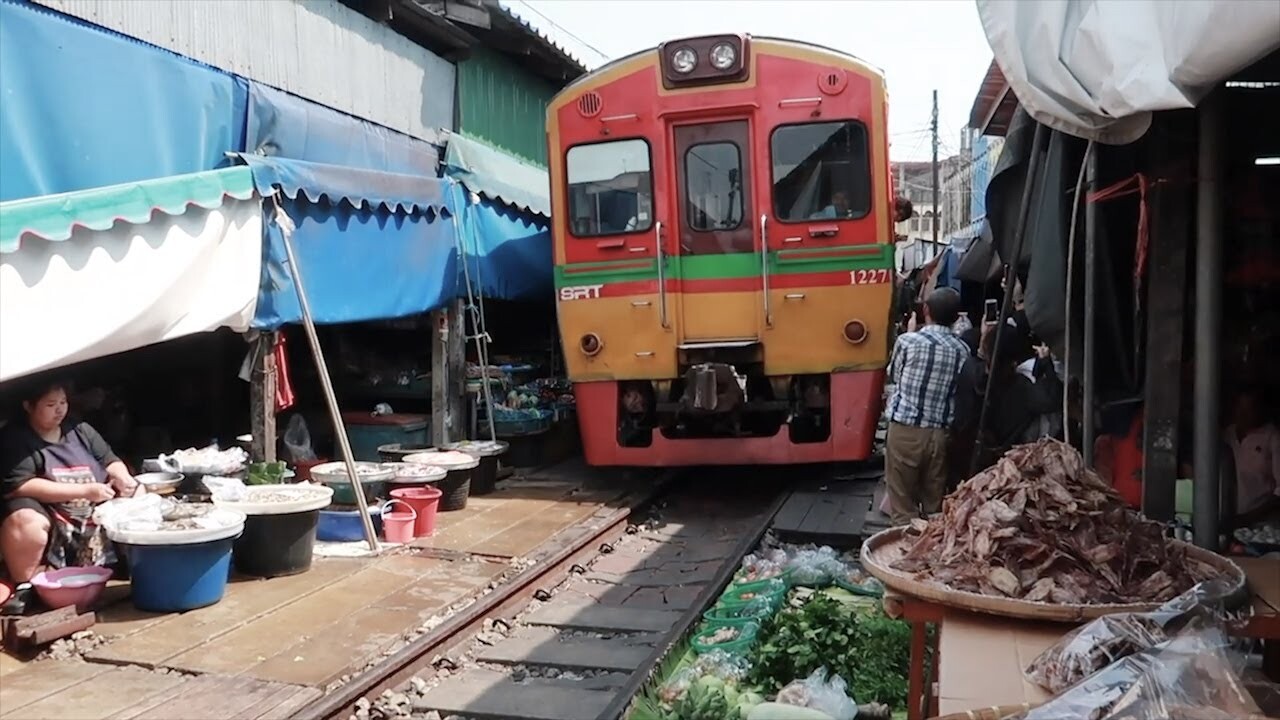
[549,35,886,107]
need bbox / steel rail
[597,487,790,720]
[300,481,669,720]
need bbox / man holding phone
[884,287,970,525]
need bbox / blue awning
[236,154,448,215]
[445,133,551,218]
[0,1,248,202]
[245,82,442,177]
[243,156,459,329]
[453,184,552,302]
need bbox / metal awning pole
[1193,92,1224,551]
[970,121,1049,477]
[272,196,379,552]
[1082,150,1099,466]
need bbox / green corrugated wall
[456,47,560,167]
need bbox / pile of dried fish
[892,439,1216,604]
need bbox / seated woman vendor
[0,379,139,612]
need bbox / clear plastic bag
[739,551,788,583]
[1025,580,1238,693]
[283,414,317,463]
[94,494,165,531]
[787,546,847,587]
[775,667,857,720]
[203,475,248,502]
[690,649,751,684]
[1012,623,1262,720]
[657,667,696,705]
[655,652,751,706]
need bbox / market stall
[0,166,264,382]
[445,133,577,469]
[860,440,1262,720]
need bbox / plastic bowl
[31,566,113,613]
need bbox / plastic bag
[775,667,857,720]
[656,652,751,705]
[94,494,165,531]
[1012,623,1261,720]
[786,546,847,587]
[283,415,317,463]
[690,649,751,684]
[739,551,788,583]
[658,667,696,704]
[1025,580,1238,693]
[203,475,248,502]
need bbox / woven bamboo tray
[930,705,1028,720]
[930,708,1274,720]
[861,526,1246,622]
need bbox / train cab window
[770,121,871,222]
[566,139,654,237]
[684,142,744,231]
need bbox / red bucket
[389,486,443,538]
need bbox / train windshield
[684,142,744,231]
[770,121,871,222]
[565,139,654,237]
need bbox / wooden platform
[0,472,629,720]
[771,472,880,548]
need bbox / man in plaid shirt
[885,287,969,524]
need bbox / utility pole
[931,89,940,251]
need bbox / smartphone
[983,299,999,323]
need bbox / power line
[507,1,611,63]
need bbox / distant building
[891,155,963,272]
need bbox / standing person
[0,379,140,614]
[884,288,970,524]
[1224,387,1280,528]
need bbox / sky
[509,0,995,163]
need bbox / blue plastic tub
[117,537,237,612]
[317,505,384,542]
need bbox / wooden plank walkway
[0,474,623,719]
[0,662,321,720]
[772,477,878,548]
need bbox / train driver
[810,190,851,219]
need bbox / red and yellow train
[547,35,896,466]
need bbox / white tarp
[0,197,263,382]
[977,0,1280,144]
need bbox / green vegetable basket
[699,609,762,632]
[834,576,885,597]
[733,566,793,588]
[690,622,758,656]
[717,578,787,613]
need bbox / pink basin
[31,566,113,613]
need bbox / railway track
[302,471,789,720]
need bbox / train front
[547,35,896,466]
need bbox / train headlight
[709,42,737,71]
[580,333,603,356]
[671,47,697,74]
[843,320,868,345]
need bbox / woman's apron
[39,430,116,569]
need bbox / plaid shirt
[886,324,970,429]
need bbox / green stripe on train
[554,244,895,287]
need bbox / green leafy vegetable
[749,593,911,708]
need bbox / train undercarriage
[572,344,883,466]
[618,344,833,445]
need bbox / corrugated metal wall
[969,135,1005,220]
[35,0,455,141]
[457,47,558,166]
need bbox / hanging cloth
[274,333,296,412]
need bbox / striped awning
[0,166,255,253]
